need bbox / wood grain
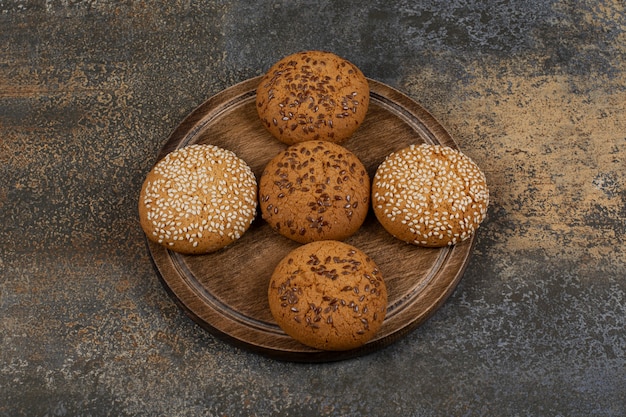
[147,77,475,362]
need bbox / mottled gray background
[1,0,625,416]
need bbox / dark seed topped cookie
[268,240,387,351]
[372,143,489,247]
[138,144,258,254]
[259,141,370,244]
[256,50,370,145]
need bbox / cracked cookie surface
[138,144,258,254]
[259,141,370,244]
[256,50,370,145]
[372,144,489,247]
[268,240,387,351]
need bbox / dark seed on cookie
[267,241,388,351]
[256,50,369,145]
[259,141,369,244]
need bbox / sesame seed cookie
[138,144,258,255]
[268,240,387,351]
[256,50,370,145]
[372,144,489,247]
[259,141,370,244]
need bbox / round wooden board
[147,76,475,362]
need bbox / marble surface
[1,1,625,415]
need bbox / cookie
[138,144,258,255]
[259,141,370,244]
[372,143,489,247]
[256,50,370,145]
[268,240,387,351]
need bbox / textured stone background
[1,0,625,416]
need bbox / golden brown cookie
[138,144,258,254]
[268,240,387,351]
[372,143,489,247]
[259,141,370,244]
[256,50,370,145]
